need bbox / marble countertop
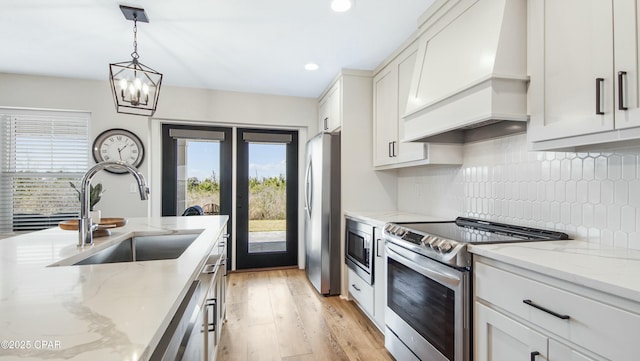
[469,241,640,302]
[344,210,451,226]
[0,216,228,361]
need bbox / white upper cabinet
[402,0,528,142]
[373,45,429,168]
[318,78,342,133]
[528,0,640,150]
[373,43,462,169]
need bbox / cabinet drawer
[348,268,374,316]
[475,261,640,360]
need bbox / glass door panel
[248,143,287,253]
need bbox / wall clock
[92,128,145,174]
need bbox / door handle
[596,78,605,115]
[618,71,628,110]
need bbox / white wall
[398,133,640,249]
[0,72,317,266]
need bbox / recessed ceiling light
[331,0,352,12]
[305,63,319,71]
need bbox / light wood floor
[218,269,394,361]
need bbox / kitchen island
[0,216,228,361]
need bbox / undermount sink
[73,233,200,266]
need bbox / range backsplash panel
[398,134,640,249]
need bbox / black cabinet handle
[530,351,540,361]
[392,141,397,157]
[388,142,392,158]
[323,117,328,130]
[618,71,628,110]
[351,284,361,292]
[523,299,570,320]
[207,298,217,332]
[376,239,382,258]
[596,78,605,115]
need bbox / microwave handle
[376,238,382,258]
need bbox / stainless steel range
[383,217,569,361]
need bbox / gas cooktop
[384,217,570,268]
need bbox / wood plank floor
[218,269,394,361]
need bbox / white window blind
[0,109,89,233]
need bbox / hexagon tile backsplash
[397,133,640,249]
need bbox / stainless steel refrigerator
[304,132,341,295]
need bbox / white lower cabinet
[475,302,547,361]
[346,219,386,331]
[474,256,639,361]
[347,268,374,316]
[476,303,598,361]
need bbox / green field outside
[249,219,286,232]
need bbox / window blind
[0,110,89,233]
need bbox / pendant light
[109,5,163,116]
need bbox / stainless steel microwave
[345,218,374,284]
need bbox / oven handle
[386,243,462,289]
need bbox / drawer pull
[530,351,540,361]
[351,284,361,292]
[523,299,570,320]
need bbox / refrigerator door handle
[304,159,313,219]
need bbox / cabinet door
[613,0,640,129]
[549,340,599,361]
[529,0,614,142]
[373,67,398,166]
[395,47,425,163]
[327,79,342,132]
[319,80,342,132]
[318,95,330,132]
[475,302,548,361]
[372,227,385,328]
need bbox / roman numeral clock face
[92,128,145,174]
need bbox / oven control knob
[429,238,443,251]
[439,241,454,253]
[395,228,406,237]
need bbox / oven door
[385,241,469,361]
[345,219,373,284]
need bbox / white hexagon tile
[397,134,640,250]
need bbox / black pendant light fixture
[109,5,163,116]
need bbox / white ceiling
[0,0,434,98]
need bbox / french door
[236,128,298,269]
[161,124,233,243]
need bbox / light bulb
[331,0,352,12]
[134,78,142,90]
[129,84,136,96]
[119,78,128,91]
[142,83,149,95]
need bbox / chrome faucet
[78,161,149,247]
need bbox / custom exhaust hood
[402,0,528,144]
